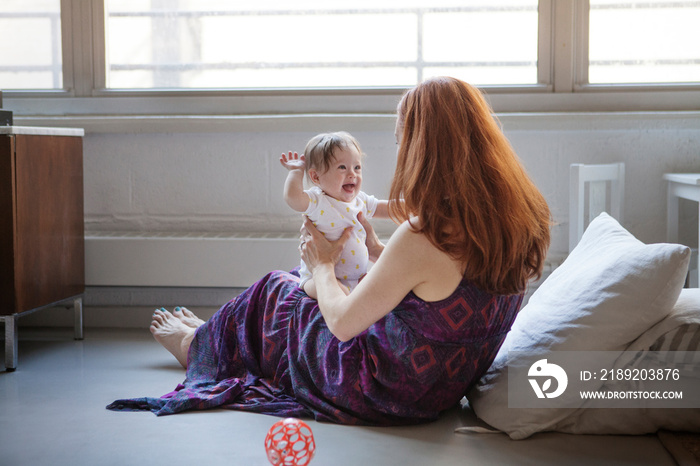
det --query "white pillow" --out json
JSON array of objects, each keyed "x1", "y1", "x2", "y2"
[
  {"x1": 551, "y1": 288, "x2": 700, "y2": 435},
  {"x1": 467, "y1": 213, "x2": 690, "y2": 440}
]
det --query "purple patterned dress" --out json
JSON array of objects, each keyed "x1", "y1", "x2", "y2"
[{"x1": 107, "y1": 269, "x2": 522, "y2": 425}]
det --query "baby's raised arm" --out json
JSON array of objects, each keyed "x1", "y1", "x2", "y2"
[
  {"x1": 280, "y1": 151, "x2": 310, "y2": 212},
  {"x1": 373, "y1": 200, "x2": 390, "y2": 219}
]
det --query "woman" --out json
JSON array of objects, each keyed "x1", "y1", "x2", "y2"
[{"x1": 107, "y1": 77, "x2": 551, "y2": 425}]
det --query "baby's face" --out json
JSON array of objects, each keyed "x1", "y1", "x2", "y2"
[{"x1": 313, "y1": 146, "x2": 363, "y2": 203}]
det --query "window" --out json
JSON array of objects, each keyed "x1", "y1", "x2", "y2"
[
  {"x1": 0, "y1": 0, "x2": 62, "y2": 90},
  {"x1": 588, "y1": 0, "x2": 700, "y2": 84},
  {"x1": 104, "y1": 0, "x2": 539, "y2": 89},
  {"x1": 2, "y1": 0, "x2": 699, "y2": 113}
]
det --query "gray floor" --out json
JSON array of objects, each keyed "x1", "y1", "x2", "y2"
[{"x1": 1, "y1": 326, "x2": 678, "y2": 466}]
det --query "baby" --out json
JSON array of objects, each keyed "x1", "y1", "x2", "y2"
[{"x1": 280, "y1": 131, "x2": 389, "y2": 299}]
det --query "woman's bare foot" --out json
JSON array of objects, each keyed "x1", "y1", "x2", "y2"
[
  {"x1": 172, "y1": 306, "x2": 206, "y2": 329},
  {"x1": 150, "y1": 309, "x2": 196, "y2": 369}
]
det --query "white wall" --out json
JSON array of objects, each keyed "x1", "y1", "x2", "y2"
[
  {"x1": 9, "y1": 109, "x2": 700, "y2": 327},
  {"x1": 501, "y1": 112, "x2": 700, "y2": 252},
  {"x1": 75, "y1": 111, "x2": 700, "y2": 257},
  {"x1": 80, "y1": 115, "x2": 403, "y2": 238}
]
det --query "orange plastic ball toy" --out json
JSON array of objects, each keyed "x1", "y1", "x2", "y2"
[{"x1": 264, "y1": 418, "x2": 316, "y2": 465}]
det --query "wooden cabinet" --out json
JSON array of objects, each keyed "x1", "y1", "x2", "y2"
[{"x1": 0, "y1": 127, "x2": 85, "y2": 371}]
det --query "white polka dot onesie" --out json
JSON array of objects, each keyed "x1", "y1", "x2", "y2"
[{"x1": 299, "y1": 186, "x2": 378, "y2": 292}]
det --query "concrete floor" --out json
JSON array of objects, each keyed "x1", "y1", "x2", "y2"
[{"x1": 1, "y1": 327, "x2": 677, "y2": 466}]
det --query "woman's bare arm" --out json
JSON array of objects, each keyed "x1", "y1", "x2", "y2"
[
  {"x1": 357, "y1": 211, "x2": 385, "y2": 263},
  {"x1": 302, "y1": 218, "x2": 452, "y2": 342}
]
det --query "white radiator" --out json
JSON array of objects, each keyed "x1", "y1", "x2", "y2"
[
  {"x1": 85, "y1": 232, "x2": 301, "y2": 288},
  {"x1": 85, "y1": 231, "x2": 570, "y2": 294}
]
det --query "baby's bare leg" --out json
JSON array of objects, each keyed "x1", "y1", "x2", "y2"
[
  {"x1": 302, "y1": 278, "x2": 318, "y2": 299},
  {"x1": 303, "y1": 278, "x2": 350, "y2": 298}
]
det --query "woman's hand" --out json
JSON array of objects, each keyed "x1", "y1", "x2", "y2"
[
  {"x1": 300, "y1": 217, "x2": 352, "y2": 274},
  {"x1": 358, "y1": 212, "x2": 385, "y2": 263}
]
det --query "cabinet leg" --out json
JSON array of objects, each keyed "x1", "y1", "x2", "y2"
[
  {"x1": 4, "y1": 315, "x2": 18, "y2": 371},
  {"x1": 74, "y1": 296, "x2": 84, "y2": 340}
]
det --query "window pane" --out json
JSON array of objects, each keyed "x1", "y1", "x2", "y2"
[
  {"x1": 0, "y1": 0, "x2": 62, "y2": 90},
  {"x1": 423, "y1": 6, "x2": 538, "y2": 85},
  {"x1": 105, "y1": 0, "x2": 538, "y2": 89},
  {"x1": 589, "y1": 0, "x2": 700, "y2": 84}
]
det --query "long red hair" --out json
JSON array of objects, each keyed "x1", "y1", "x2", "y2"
[{"x1": 389, "y1": 77, "x2": 551, "y2": 295}]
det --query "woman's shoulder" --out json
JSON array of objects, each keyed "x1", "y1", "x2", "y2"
[
  {"x1": 392, "y1": 216, "x2": 423, "y2": 234},
  {"x1": 390, "y1": 218, "x2": 447, "y2": 257},
  {"x1": 388, "y1": 219, "x2": 466, "y2": 302},
  {"x1": 388, "y1": 219, "x2": 431, "y2": 252}
]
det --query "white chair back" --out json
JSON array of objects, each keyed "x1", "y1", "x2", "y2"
[{"x1": 569, "y1": 163, "x2": 625, "y2": 252}]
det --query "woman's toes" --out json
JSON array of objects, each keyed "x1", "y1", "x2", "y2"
[
  {"x1": 148, "y1": 308, "x2": 192, "y2": 369},
  {"x1": 182, "y1": 307, "x2": 205, "y2": 325},
  {"x1": 172, "y1": 306, "x2": 205, "y2": 328},
  {"x1": 150, "y1": 309, "x2": 181, "y2": 336},
  {"x1": 151, "y1": 309, "x2": 167, "y2": 327}
]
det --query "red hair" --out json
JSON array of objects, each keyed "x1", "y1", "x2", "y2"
[{"x1": 389, "y1": 77, "x2": 551, "y2": 295}]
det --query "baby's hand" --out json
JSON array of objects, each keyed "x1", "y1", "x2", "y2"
[{"x1": 280, "y1": 151, "x2": 306, "y2": 171}]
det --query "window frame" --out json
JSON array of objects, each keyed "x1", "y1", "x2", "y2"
[{"x1": 5, "y1": 0, "x2": 700, "y2": 117}]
